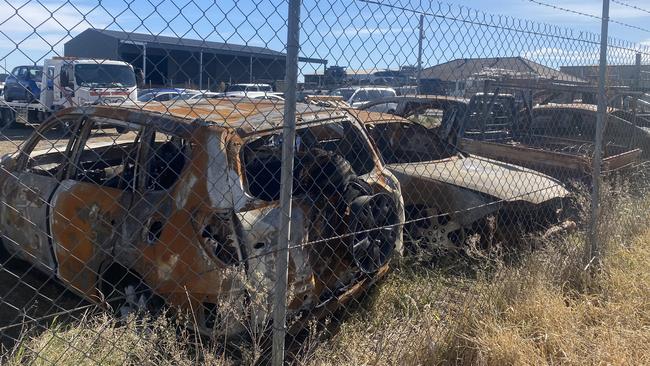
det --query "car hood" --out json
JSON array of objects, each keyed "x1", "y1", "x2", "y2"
[{"x1": 386, "y1": 155, "x2": 568, "y2": 205}]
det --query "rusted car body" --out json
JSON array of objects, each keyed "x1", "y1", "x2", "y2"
[
  {"x1": 0, "y1": 99, "x2": 404, "y2": 338},
  {"x1": 351, "y1": 109, "x2": 570, "y2": 251},
  {"x1": 460, "y1": 103, "x2": 647, "y2": 179},
  {"x1": 360, "y1": 96, "x2": 645, "y2": 181}
]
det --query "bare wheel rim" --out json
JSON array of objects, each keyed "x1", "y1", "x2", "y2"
[
  {"x1": 118, "y1": 284, "x2": 151, "y2": 318},
  {"x1": 406, "y1": 206, "x2": 466, "y2": 252}
]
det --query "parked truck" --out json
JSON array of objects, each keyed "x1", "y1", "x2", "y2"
[{"x1": 0, "y1": 58, "x2": 137, "y2": 127}]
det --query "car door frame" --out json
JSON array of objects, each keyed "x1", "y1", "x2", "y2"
[
  {"x1": 48, "y1": 117, "x2": 144, "y2": 297},
  {"x1": 1, "y1": 114, "x2": 84, "y2": 273},
  {"x1": 6, "y1": 67, "x2": 22, "y2": 98}
]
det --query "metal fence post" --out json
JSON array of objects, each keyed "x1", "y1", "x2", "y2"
[
  {"x1": 416, "y1": 14, "x2": 424, "y2": 94},
  {"x1": 272, "y1": 0, "x2": 302, "y2": 364},
  {"x1": 588, "y1": 0, "x2": 610, "y2": 270}
]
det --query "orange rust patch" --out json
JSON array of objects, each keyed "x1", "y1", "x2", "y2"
[{"x1": 51, "y1": 183, "x2": 125, "y2": 297}]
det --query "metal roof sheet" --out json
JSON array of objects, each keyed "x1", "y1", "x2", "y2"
[{"x1": 80, "y1": 28, "x2": 327, "y2": 64}]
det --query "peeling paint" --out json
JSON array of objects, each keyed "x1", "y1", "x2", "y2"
[
  {"x1": 175, "y1": 173, "x2": 197, "y2": 209},
  {"x1": 0, "y1": 101, "x2": 405, "y2": 339},
  {"x1": 158, "y1": 254, "x2": 180, "y2": 281}
]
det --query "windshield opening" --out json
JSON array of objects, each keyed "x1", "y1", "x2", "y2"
[
  {"x1": 242, "y1": 120, "x2": 376, "y2": 201},
  {"x1": 366, "y1": 122, "x2": 456, "y2": 164},
  {"x1": 74, "y1": 64, "x2": 136, "y2": 88},
  {"x1": 27, "y1": 67, "x2": 43, "y2": 81},
  {"x1": 138, "y1": 93, "x2": 156, "y2": 102},
  {"x1": 227, "y1": 85, "x2": 247, "y2": 92},
  {"x1": 330, "y1": 88, "x2": 354, "y2": 100},
  {"x1": 177, "y1": 93, "x2": 198, "y2": 100},
  {"x1": 368, "y1": 89, "x2": 395, "y2": 99}
]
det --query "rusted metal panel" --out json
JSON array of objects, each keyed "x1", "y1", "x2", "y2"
[
  {"x1": 0, "y1": 172, "x2": 59, "y2": 272},
  {"x1": 459, "y1": 138, "x2": 591, "y2": 178},
  {"x1": 303, "y1": 95, "x2": 351, "y2": 108},
  {"x1": 50, "y1": 181, "x2": 130, "y2": 297},
  {"x1": 602, "y1": 148, "x2": 642, "y2": 173},
  {"x1": 0, "y1": 102, "x2": 404, "y2": 339}
]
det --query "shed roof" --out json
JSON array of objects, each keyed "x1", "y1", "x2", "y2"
[
  {"x1": 70, "y1": 29, "x2": 327, "y2": 64},
  {"x1": 421, "y1": 56, "x2": 586, "y2": 83}
]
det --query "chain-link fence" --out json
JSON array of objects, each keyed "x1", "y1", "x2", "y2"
[{"x1": 0, "y1": 0, "x2": 648, "y2": 364}]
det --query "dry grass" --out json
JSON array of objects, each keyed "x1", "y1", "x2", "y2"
[
  {"x1": 5, "y1": 313, "x2": 233, "y2": 366},
  {"x1": 301, "y1": 182, "x2": 650, "y2": 365},
  {"x1": 5, "y1": 179, "x2": 650, "y2": 365},
  {"x1": 435, "y1": 229, "x2": 650, "y2": 366}
]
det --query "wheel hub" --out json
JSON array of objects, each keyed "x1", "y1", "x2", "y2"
[{"x1": 406, "y1": 207, "x2": 465, "y2": 252}]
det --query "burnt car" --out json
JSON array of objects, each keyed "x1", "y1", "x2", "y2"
[
  {"x1": 352, "y1": 110, "x2": 570, "y2": 251},
  {"x1": 360, "y1": 96, "x2": 646, "y2": 181},
  {"x1": 460, "y1": 98, "x2": 648, "y2": 179},
  {"x1": 0, "y1": 99, "x2": 404, "y2": 338}
]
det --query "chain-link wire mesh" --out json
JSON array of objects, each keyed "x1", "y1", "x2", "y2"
[{"x1": 0, "y1": 0, "x2": 648, "y2": 364}]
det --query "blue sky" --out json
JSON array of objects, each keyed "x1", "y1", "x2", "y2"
[{"x1": 0, "y1": 0, "x2": 648, "y2": 79}]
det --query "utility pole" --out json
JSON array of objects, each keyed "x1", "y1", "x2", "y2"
[
  {"x1": 588, "y1": 0, "x2": 610, "y2": 271},
  {"x1": 416, "y1": 14, "x2": 424, "y2": 94}
]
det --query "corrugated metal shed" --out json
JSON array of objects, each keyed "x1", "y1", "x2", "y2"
[{"x1": 421, "y1": 56, "x2": 586, "y2": 83}]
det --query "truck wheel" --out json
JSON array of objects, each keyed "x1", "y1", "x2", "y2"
[
  {"x1": 3, "y1": 90, "x2": 11, "y2": 102},
  {"x1": 0, "y1": 108, "x2": 14, "y2": 129}
]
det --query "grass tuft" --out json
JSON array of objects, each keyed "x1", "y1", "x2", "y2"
[{"x1": 5, "y1": 177, "x2": 650, "y2": 365}]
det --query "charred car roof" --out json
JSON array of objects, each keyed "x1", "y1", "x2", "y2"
[
  {"x1": 51, "y1": 99, "x2": 352, "y2": 137},
  {"x1": 355, "y1": 95, "x2": 470, "y2": 116}
]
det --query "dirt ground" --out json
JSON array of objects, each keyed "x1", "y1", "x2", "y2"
[
  {"x1": 0, "y1": 123, "x2": 139, "y2": 156},
  {"x1": 0, "y1": 253, "x2": 85, "y2": 351}
]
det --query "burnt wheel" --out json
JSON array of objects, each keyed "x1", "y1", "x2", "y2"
[
  {"x1": 101, "y1": 265, "x2": 164, "y2": 318},
  {"x1": 404, "y1": 205, "x2": 466, "y2": 254},
  {"x1": 349, "y1": 193, "x2": 399, "y2": 273}
]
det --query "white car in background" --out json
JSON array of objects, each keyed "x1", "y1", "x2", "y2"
[
  {"x1": 0, "y1": 73, "x2": 6, "y2": 96},
  {"x1": 225, "y1": 83, "x2": 280, "y2": 99},
  {"x1": 181, "y1": 91, "x2": 223, "y2": 101},
  {"x1": 330, "y1": 86, "x2": 398, "y2": 111},
  {"x1": 138, "y1": 89, "x2": 192, "y2": 102},
  {"x1": 253, "y1": 94, "x2": 284, "y2": 101}
]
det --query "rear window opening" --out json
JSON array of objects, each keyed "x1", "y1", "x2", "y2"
[
  {"x1": 366, "y1": 122, "x2": 456, "y2": 164},
  {"x1": 241, "y1": 120, "x2": 376, "y2": 201},
  {"x1": 144, "y1": 132, "x2": 191, "y2": 191}
]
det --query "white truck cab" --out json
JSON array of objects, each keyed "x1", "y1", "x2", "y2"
[
  {"x1": 0, "y1": 58, "x2": 137, "y2": 127},
  {"x1": 42, "y1": 58, "x2": 137, "y2": 108},
  {"x1": 41, "y1": 57, "x2": 138, "y2": 109}
]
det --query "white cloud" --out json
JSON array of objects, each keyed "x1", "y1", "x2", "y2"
[
  {"x1": 523, "y1": 46, "x2": 644, "y2": 66},
  {"x1": 332, "y1": 27, "x2": 407, "y2": 37},
  {"x1": 523, "y1": 47, "x2": 599, "y2": 64}
]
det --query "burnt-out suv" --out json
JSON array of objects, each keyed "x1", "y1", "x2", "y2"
[{"x1": 0, "y1": 99, "x2": 404, "y2": 337}]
